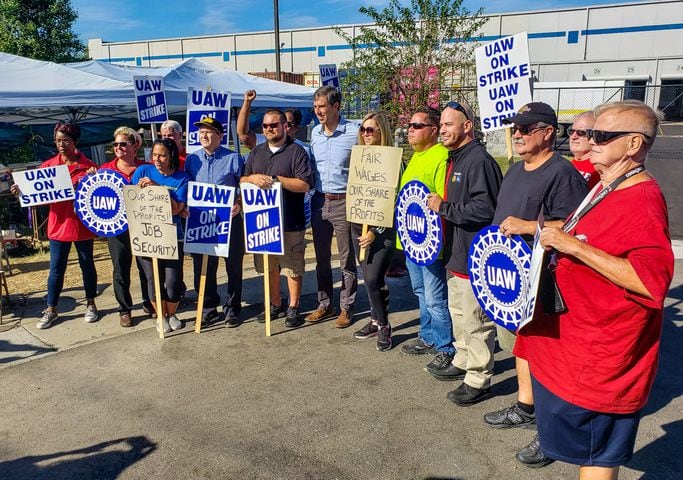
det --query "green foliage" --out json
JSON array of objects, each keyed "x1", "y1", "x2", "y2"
[
  {"x1": 0, "y1": 0, "x2": 87, "y2": 62},
  {"x1": 337, "y1": 0, "x2": 485, "y2": 121}
]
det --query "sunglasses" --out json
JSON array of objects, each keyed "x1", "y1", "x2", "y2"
[
  {"x1": 587, "y1": 129, "x2": 653, "y2": 144},
  {"x1": 407, "y1": 122, "x2": 435, "y2": 130},
  {"x1": 511, "y1": 125, "x2": 547, "y2": 136},
  {"x1": 285, "y1": 121, "x2": 296, "y2": 128},
  {"x1": 360, "y1": 126, "x2": 377, "y2": 135},
  {"x1": 445, "y1": 101, "x2": 471, "y2": 121},
  {"x1": 112, "y1": 142, "x2": 131, "y2": 148},
  {"x1": 262, "y1": 122, "x2": 282, "y2": 130},
  {"x1": 567, "y1": 128, "x2": 588, "y2": 137}
]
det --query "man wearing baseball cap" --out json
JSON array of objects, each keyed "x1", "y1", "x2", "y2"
[
  {"x1": 185, "y1": 116, "x2": 246, "y2": 328},
  {"x1": 483, "y1": 102, "x2": 587, "y2": 467}
]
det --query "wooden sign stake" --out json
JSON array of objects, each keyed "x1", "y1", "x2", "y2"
[{"x1": 194, "y1": 254, "x2": 208, "y2": 334}]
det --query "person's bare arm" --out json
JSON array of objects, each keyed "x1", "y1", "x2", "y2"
[{"x1": 237, "y1": 90, "x2": 257, "y2": 150}]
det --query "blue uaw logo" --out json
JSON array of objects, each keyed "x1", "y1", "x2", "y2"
[
  {"x1": 396, "y1": 180, "x2": 442, "y2": 266},
  {"x1": 75, "y1": 170, "x2": 129, "y2": 237},
  {"x1": 468, "y1": 226, "x2": 532, "y2": 330}
]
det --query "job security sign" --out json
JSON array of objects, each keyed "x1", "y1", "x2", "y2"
[
  {"x1": 241, "y1": 182, "x2": 284, "y2": 255},
  {"x1": 475, "y1": 32, "x2": 532, "y2": 133},
  {"x1": 184, "y1": 181, "x2": 236, "y2": 257}
]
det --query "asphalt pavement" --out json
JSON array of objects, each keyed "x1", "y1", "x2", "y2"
[{"x1": 0, "y1": 242, "x2": 681, "y2": 479}]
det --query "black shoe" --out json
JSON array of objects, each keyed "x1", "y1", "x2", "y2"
[
  {"x1": 426, "y1": 363, "x2": 466, "y2": 381},
  {"x1": 484, "y1": 403, "x2": 536, "y2": 429},
  {"x1": 142, "y1": 300, "x2": 156, "y2": 318},
  {"x1": 376, "y1": 324, "x2": 392, "y2": 351},
  {"x1": 447, "y1": 383, "x2": 493, "y2": 406},
  {"x1": 354, "y1": 321, "x2": 379, "y2": 339},
  {"x1": 257, "y1": 303, "x2": 287, "y2": 323},
  {"x1": 224, "y1": 309, "x2": 241, "y2": 328},
  {"x1": 425, "y1": 351, "x2": 455, "y2": 371},
  {"x1": 516, "y1": 434, "x2": 554, "y2": 468},
  {"x1": 400, "y1": 338, "x2": 438, "y2": 356},
  {"x1": 285, "y1": 307, "x2": 304, "y2": 328},
  {"x1": 201, "y1": 309, "x2": 220, "y2": 327}
]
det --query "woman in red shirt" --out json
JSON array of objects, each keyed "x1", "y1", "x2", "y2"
[{"x1": 12, "y1": 122, "x2": 99, "y2": 329}]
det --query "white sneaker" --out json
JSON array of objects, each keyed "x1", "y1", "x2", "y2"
[
  {"x1": 168, "y1": 314, "x2": 183, "y2": 331},
  {"x1": 156, "y1": 317, "x2": 171, "y2": 334},
  {"x1": 84, "y1": 304, "x2": 99, "y2": 323},
  {"x1": 37, "y1": 310, "x2": 58, "y2": 329}
]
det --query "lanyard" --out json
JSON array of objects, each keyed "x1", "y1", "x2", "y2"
[{"x1": 563, "y1": 166, "x2": 644, "y2": 233}]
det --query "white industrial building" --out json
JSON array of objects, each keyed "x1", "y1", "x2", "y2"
[{"x1": 88, "y1": 0, "x2": 683, "y2": 119}]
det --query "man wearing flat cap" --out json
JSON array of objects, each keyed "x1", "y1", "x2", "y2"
[
  {"x1": 184, "y1": 116, "x2": 246, "y2": 327},
  {"x1": 483, "y1": 102, "x2": 588, "y2": 467}
]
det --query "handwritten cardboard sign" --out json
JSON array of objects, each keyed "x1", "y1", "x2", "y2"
[
  {"x1": 123, "y1": 185, "x2": 178, "y2": 260},
  {"x1": 346, "y1": 145, "x2": 403, "y2": 228},
  {"x1": 12, "y1": 165, "x2": 74, "y2": 207},
  {"x1": 184, "y1": 181, "x2": 236, "y2": 257}
]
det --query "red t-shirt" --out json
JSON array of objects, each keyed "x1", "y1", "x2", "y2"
[
  {"x1": 41, "y1": 152, "x2": 98, "y2": 242},
  {"x1": 100, "y1": 158, "x2": 145, "y2": 183},
  {"x1": 572, "y1": 157, "x2": 600, "y2": 190},
  {"x1": 515, "y1": 179, "x2": 674, "y2": 414}
]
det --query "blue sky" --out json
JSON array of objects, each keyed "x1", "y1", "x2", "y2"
[{"x1": 72, "y1": 0, "x2": 628, "y2": 43}]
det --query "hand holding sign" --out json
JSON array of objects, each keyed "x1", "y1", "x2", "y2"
[{"x1": 11, "y1": 165, "x2": 74, "y2": 207}]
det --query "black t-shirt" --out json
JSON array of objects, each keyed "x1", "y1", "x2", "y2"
[
  {"x1": 493, "y1": 151, "x2": 588, "y2": 240},
  {"x1": 244, "y1": 137, "x2": 313, "y2": 231}
]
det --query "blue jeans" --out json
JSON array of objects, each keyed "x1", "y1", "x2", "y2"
[
  {"x1": 406, "y1": 258, "x2": 454, "y2": 354},
  {"x1": 47, "y1": 239, "x2": 98, "y2": 307}
]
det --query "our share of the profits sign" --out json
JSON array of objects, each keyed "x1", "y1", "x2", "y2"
[{"x1": 347, "y1": 146, "x2": 396, "y2": 224}]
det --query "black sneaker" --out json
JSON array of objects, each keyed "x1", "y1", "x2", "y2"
[
  {"x1": 425, "y1": 351, "x2": 455, "y2": 371},
  {"x1": 376, "y1": 324, "x2": 392, "y2": 351},
  {"x1": 426, "y1": 364, "x2": 467, "y2": 381},
  {"x1": 257, "y1": 303, "x2": 287, "y2": 323},
  {"x1": 516, "y1": 434, "x2": 554, "y2": 468},
  {"x1": 484, "y1": 403, "x2": 536, "y2": 429},
  {"x1": 447, "y1": 383, "x2": 493, "y2": 406},
  {"x1": 354, "y1": 321, "x2": 379, "y2": 339},
  {"x1": 201, "y1": 309, "x2": 220, "y2": 327},
  {"x1": 142, "y1": 300, "x2": 156, "y2": 318},
  {"x1": 285, "y1": 307, "x2": 304, "y2": 328},
  {"x1": 400, "y1": 338, "x2": 438, "y2": 356},
  {"x1": 224, "y1": 309, "x2": 241, "y2": 328}
]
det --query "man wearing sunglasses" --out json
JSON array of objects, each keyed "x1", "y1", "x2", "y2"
[
  {"x1": 242, "y1": 110, "x2": 314, "y2": 328},
  {"x1": 485, "y1": 102, "x2": 588, "y2": 468},
  {"x1": 306, "y1": 86, "x2": 360, "y2": 328},
  {"x1": 185, "y1": 117, "x2": 246, "y2": 327},
  {"x1": 425, "y1": 101, "x2": 503, "y2": 406},
  {"x1": 397, "y1": 107, "x2": 454, "y2": 363},
  {"x1": 568, "y1": 111, "x2": 599, "y2": 189}
]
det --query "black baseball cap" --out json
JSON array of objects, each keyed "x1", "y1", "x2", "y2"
[
  {"x1": 193, "y1": 116, "x2": 224, "y2": 134},
  {"x1": 502, "y1": 102, "x2": 558, "y2": 127}
]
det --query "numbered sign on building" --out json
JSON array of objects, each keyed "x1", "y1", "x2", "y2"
[{"x1": 241, "y1": 182, "x2": 284, "y2": 255}]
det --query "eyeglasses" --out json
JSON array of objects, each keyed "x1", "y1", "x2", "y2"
[
  {"x1": 55, "y1": 138, "x2": 73, "y2": 145},
  {"x1": 587, "y1": 129, "x2": 652, "y2": 144},
  {"x1": 445, "y1": 101, "x2": 471, "y2": 121},
  {"x1": 112, "y1": 142, "x2": 130, "y2": 148},
  {"x1": 407, "y1": 122, "x2": 435, "y2": 130},
  {"x1": 360, "y1": 126, "x2": 377, "y2": 135},
  {"x1": 262, "y1": 122, "x2": 282, "y2": 130},
  {"x1": 567, "y1": 128, "x2": 589, "y2": 137},
  {"x1": 511, "y1": 125, "x2": 546, "y2": 136}
]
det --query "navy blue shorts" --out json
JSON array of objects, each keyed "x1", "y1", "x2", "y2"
[{"x1": 531, "y1": 375, "x2": 641, "y2": 467}]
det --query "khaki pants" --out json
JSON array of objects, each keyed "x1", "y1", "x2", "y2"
[{"x1": 448, "y1": 274, "x2": 495, "y2": 389}]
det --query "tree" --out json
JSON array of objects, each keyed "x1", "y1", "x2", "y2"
[
  {"x1": 0, "y1": 0, "x2": 87, "y2": 63},
  {"x1": 337, "y1": 0, "x2": 486, "y2": 122}
]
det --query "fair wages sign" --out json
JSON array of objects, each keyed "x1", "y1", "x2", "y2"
[
  {"x1": 185, "y1": 88, "x2": 231, "y2": 154},
  {"x1": 184, "y1": 182, "x2": 236, "y2": 257},
  {"x1": 346, "y1": 145, "x2": 403, "y2": 228},
  {"x1": 475, "y1": 33, "x2": 532, "y2": 132},
  {"x1": 123, "y1": 185, "x2": 178, "y2": 260},
  {"x1": 241, "y1": 182, "x2": 284, "y2": 255},
  {"x1": 12, "y1": 165, "x2": 74, "y2": 207},
  {"x1": 133, "y1": 76, "x2": 168, "y2": 124}
]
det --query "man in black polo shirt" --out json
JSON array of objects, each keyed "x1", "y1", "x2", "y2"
[{"x1": 241, "y1": 109, "x2": 314, "y2": 327}]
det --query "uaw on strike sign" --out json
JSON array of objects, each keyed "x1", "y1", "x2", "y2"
[
  {"x1": 241, "y1": 182, "x2": 284, "y2": 255},
  {"x1": 184, "y1": 182, "x2": 236, "y2": 257},
  {"x1": 11, "y1": 165, "x2": 74, "y2": 207},
  {"x1": 133, "y1": 76, "x2": 168, "y2": 124},
  {"x1": 475, "y1": 32, "x2": 532, "y2": 132}
]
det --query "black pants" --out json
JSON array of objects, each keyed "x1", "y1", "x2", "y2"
[
  {"x1": 138, "y1": 243, "x2": 185, "y2": 303},
  {"x1": 191, "y1": 215, "x2": 245, "y2": 313},
  {"x1": 107, "y1": 231, "x2": 149, "y2": 314},
  {"x1": 350, "y1": 224, "x2": 395, "y2": 326}
]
